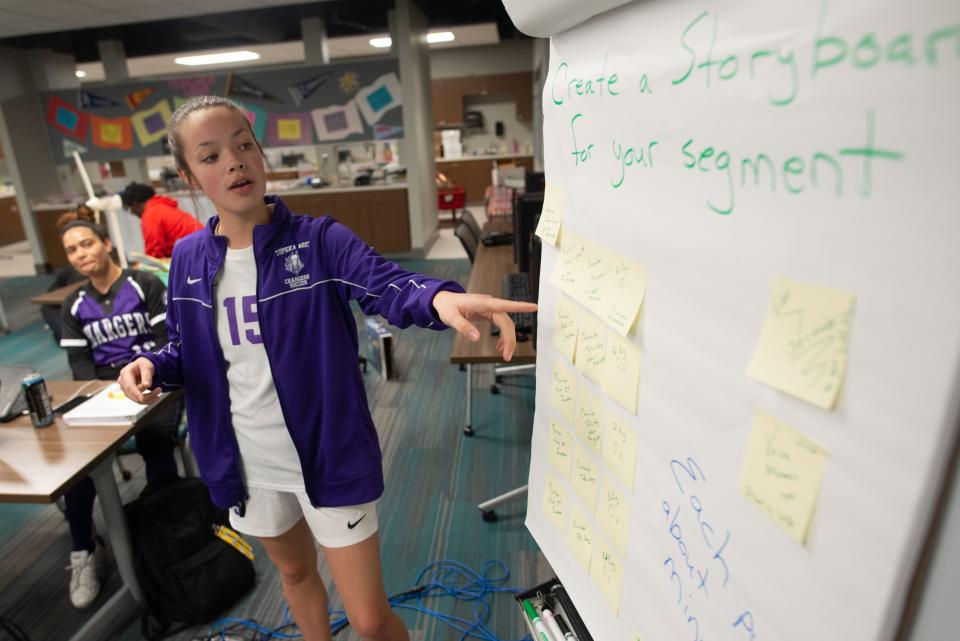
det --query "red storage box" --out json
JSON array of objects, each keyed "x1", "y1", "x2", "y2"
[{"x1": 437, "y1": 186, "x2": 465, "y2": 210}]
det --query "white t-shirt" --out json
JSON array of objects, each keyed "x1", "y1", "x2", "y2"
[{"x1": 214, "y1": 244, "x2": 304, "y2": 490}]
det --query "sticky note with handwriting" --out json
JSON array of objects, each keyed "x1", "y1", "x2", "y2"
[
  {"x1": 602, "y1": 411, "x2": 638, "y2": 490},
  {"x1": 740, "y1": 408, "x2": 829, "y2": 544},
  {"x1": 553, "y1": 294, "x2": 579, "y2": 363},
  {"x1": 550, "y1": 362, "x2": 576, "y2": 424},
  {"x1": 572, "y1": 443, "x2": 600, "y2": 512},
  {"x1": 596, "y1": 476, "x2": 632, "y2": 556},
  {"x1": 575, "y1": 311, "x2": 608, "y2": 383},
  {"x1": 574, "y1": 382, "x2": 604, "y2": 454},
  {"x1": 550, "y1": 231, "x2": 588, "y2": 296},
  {"x1": 567, "y1": 502, "x2": 595, "y2": 572},
  {"x1": 535, "y1": 182, "x2": 564, "y2": 246},
  {"x1": 602, "y1": 330, "x2": 642, "y2": 414},
  {"x1": 580, "y1": 242, "x2": 610, "y2": 310},
  {"x1": 589, "y1": 538, "x2": 625, "y2": 615},
  {"x1": 601, "y1": 255, "x2": 647, "y2": 336},
  {"x1": 542, "y1": 473, "x2": 567, "y2": 533},
  {"x1": 746, "y1": 277, "x2": 856, "y2": 410},
  {"x1": 547, "y1": 418, "x2": 573, "y2": 479}
]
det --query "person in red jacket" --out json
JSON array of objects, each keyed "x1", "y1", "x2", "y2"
[{"x1": 121, "y1": 182, "x2": 203, "y2": 258}]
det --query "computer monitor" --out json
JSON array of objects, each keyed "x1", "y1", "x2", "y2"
[
  {"x1": 528, "y1": 231, "x2": 542, "y2": 351},
  {"x1": 513, "y1": 191, "x2": 544, "y2": 272},
  {"x1": 525, "y1": 171, "x2": 545, "y2": 193}
]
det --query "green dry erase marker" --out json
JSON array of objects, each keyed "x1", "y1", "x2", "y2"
[{"x1": 522, "y1": 599, "x2": 552, "y2": 641}]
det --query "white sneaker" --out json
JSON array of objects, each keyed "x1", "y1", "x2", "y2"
[{"x1": 67, "y1": 545, "x2": 103, "y2": 609}]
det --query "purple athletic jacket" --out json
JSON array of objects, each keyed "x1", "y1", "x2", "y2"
[{"x1": 143, "y1": 195, "x2": 465, "y2": 511}]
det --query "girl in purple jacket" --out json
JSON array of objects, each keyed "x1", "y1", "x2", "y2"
[{"x1": 118, "y1": 96, "x2": 535, "y2": 641}]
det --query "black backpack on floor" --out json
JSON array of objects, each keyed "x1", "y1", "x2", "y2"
[{"x1": 125, "y1": 478, "x2": 255, "y2": 640}]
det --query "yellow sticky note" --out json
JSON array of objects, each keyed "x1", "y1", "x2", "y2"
[
  {"x1": 550, "y1": 231, "x2": 587, "y2": 296},
  {"x1": 535, "y1": 182, "x2": 564, "y2": 246},
  {"x1": 589, "y1": 538, "x2": 625, "y2": 615},
  {"x1": 602, "y1": 331, "x2": 641, "y2": 414},
  {"x1": 553, "y1": 294, "x2": 579, "y2": 363},
  {"x1": 542, "y1": 474, "x2": 567, "y2": 533},
  {"x1": 601, "y1": 255, "x2": 647, "y2": 336},
  {"x1": 566, "y1": 502, "x2": 595, "y2": 572},
  {"x1": 575, "y1": 311, "x2": 607, "y2": 383},
  {"x1": 579, "y1": 241, "x2": 610, "y2": 310},
  {"x1": 574, "y1": 383, "x2": 603, "y2": 454},
  {"x1": 746, "y1": 277, "x2": 856, "y2": 410},
  {"x1": 277, "y1": 119, "x2": 302, "y2": 140},
  {"x1": 572, "y1": 444, "x2": 600, "y2": 512},
  {"x1": 550, "y1": 362, "x2": 576, "y2": 424},
  {"x1": 596, "y1": 476, "x2": 631, "y2": 556},
  {"x1": 547, "y1": 418, "x2": 573, "y2": 479},
  {"x1": 740, "y1": 409, "x2": 829, "y2": 544},
  {"x1": 602, "y1": 411, "x2": 638, "y2": 490}
]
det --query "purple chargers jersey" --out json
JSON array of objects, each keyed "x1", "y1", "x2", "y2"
[{"x1": 61, "y1": 272, "x2": 167, "y2": 370}]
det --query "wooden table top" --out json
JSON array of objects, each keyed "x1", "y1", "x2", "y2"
[
  {"x1": 450, "y1": 221, "x2": 537, "y2": 365},
  {"x1": 30, "y1": 280, "x2": 86, "y2": 306},
  {"x1": 0, "y1": 380, "x2": 177, "y2": 503}
]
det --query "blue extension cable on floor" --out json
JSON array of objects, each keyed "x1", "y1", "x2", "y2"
[{"x1": 197, "y1": 560, "x2": 533, "y2": 641}]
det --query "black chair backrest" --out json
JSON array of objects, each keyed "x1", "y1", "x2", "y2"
[
  {"x1": 454, "y1": 222, "x2": 477, "y2": 263},
  {"x1": 461, "y1": 210, "x2": 482, "y2": 243}
]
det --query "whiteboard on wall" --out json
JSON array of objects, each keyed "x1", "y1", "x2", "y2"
[{"x1": 515, "y1": 1, "x2": 960, "y2": 641}]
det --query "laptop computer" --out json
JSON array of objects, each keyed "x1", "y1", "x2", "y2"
[{"x1": 0, "y1": 364, "x2": 37, "y2": 422}]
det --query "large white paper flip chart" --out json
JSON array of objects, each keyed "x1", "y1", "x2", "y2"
[{"x1": 505, "y1": 0, "x2": 960, "y2": 640}]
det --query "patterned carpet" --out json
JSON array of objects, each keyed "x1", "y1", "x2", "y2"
[{"x1": 0, "y1": 261, "x2": 549, "y2": 641}]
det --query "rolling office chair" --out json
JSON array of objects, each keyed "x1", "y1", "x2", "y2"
[
  {"x1": 454, "y1": 222, "x2": 477, "y2": 263},
  {"x1": 461, "y1": 209, "x2": 482, "y2": 244}
]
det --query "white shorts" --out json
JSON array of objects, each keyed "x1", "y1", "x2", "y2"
[{"x1": 229, "y1": 486, "x2": 378, "y2": 548}]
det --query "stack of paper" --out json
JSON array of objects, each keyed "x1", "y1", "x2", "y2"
[{"x1": 63, "y1": 383, "x2": 160, "y2": 426}]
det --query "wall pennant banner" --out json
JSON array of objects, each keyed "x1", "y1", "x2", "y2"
[
  {"x1": 46, "y1": 96, "x2": 89, "y2": 141},
  {"x1": 124, "y1": 87, "x2": 154, "y2": 110},
  {"x1": 372, "y1": 124, "x2": 404, "y2": 140},
  {"x1": 235, "y1": 101, "x2": 268, "y2": 141},
  {"x1": 225, "y1": 72, "x2": 281, "y2": 103},
  {"x1": 355, "y1": 73, "x2": 402, "y2": 125},
  {"x1": 91, "y1": 114, "x2": 133, "y2": 150},
  {"x1": 79, "y1": 89, "x2": 121, "y2": 109},
  {"x1": 288, "y1": 72, "x2": 333, "y2": 106},
  {"x1": 166, "y1": 76, "x2": 216, "y2": 97},
  {"x1": 267, "y1": 112, "x2": 313, "y2": 147},
  {"x1": 310, "y1": 100, "x2": 364, "y2": 141},
  {"x1": 131, "y1": 100, "x2": 172, "y2": 147}
]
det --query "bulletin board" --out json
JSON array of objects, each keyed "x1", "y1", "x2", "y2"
[
  {"x1": 505, "y1": 0, "x2": 960, "y2": 640},
  {"x1": 39, "y1": 58, "x2": 405, "y2": 163}
]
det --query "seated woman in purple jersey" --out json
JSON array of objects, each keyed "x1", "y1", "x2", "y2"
[{"x1": 58, "y1": 220, "x2": 180, "y2": 609}]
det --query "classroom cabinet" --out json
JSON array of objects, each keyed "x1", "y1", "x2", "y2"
[
  {"x1": 281, "y1": 188, "x2": 411, "y2": 253},
  {"x1": 437, "y1": 156, "x2": 534, "y2": 205},
  {"x1": 0, "y1": 196, "x2": 27, "y2": 248},
  {"x1": 432, "y1": 77, "x2": 465, "y2": 127},
  {"x1": 34, "y1": 206, "x2": 74, "y2": 268},
  {"x1": 431, "y1": 72, "x2": 533, "y2": 127}
]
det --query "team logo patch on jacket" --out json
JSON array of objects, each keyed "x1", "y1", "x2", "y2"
[{"x1": 285, "y1": 251, "x2": 304, "y2": 275}]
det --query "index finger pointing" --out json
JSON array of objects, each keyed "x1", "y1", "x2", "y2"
[{"x1": 479, "y1": 299, "x2": 538, "y2": 314}]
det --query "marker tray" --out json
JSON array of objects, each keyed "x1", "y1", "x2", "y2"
[{"x1": 515, "y1": 577, "x2": 594, "y2": 641}]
